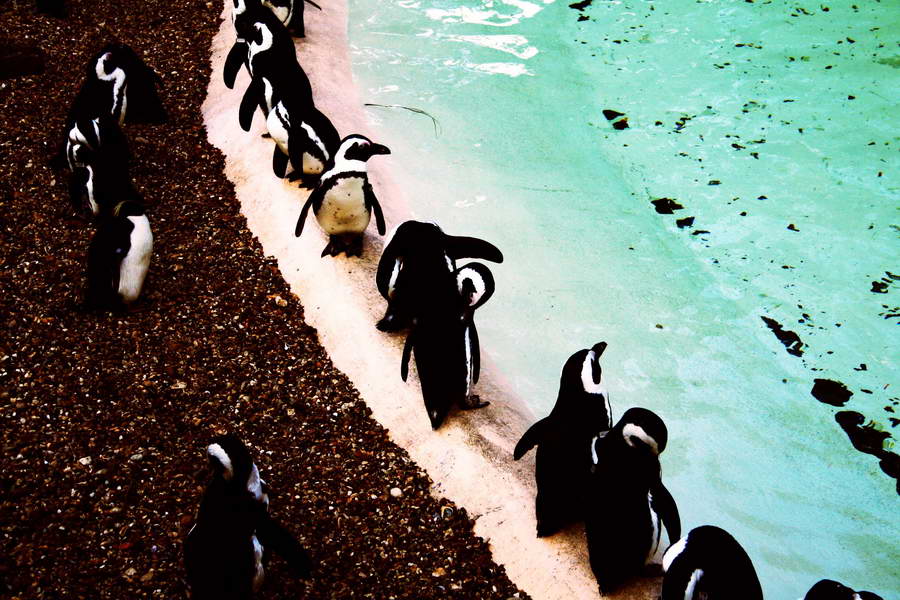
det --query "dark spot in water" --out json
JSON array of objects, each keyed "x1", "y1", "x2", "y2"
[
  {"x1": 871, "y1": 281, "x2": 889, "y2": 293},
  {"x1": 848, "y1": 95, "x2": 856, "y2": 100},
  {"x1": 651, "y1": 198, "x2": 684, "y2": 214},
  {"x1": 811, "y1": 378, "x2": 853, "y2": 406},
  {"x1": 788, "y1": 223, "x2": 799, "y2": 231},
  {"x1": 834, "y1": 411, "x2": 899, "y2": 493},
  {"x1": 886, "y1": 406, "x2": 895, "y2": 413},
  {"x1": 732, "y1": 143, "x2": 746, "y2": 150},
  {"x1": 602, "y1": 109, "x2": 628, "y2": 129},
  {"x1": 676, "y1": 217, "x2": 695, "y2": 228},
  {"x1": 578, "y1": 14, "x2": 589, "y2": 21},
  {"x1": 890, "y1": 418, "x2": 900, "y2": 427},
  {"x1": 708, "y1": 180, "x2": 721, "y2": 185},
  {"x1": 692, "y1": 230, "x2": 711, "y2": 236},
  {"x1": 861, "y1": 389, "x2": 873, "y2": 394},
  {"x1": 761, "y1": 316, "x2": 805, "y2": 356},
  {"x1": 569, "y1": 0, "x2": 592, "y2": 11},
  {"x1": 854, "y1": 363, "x2": 868, "y2": 371}
]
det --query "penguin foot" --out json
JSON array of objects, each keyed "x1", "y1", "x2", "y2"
[
  {"x1": 376, "y1": 311, "x2": 407, "y2": 333},
  {"x1": 345, "y1": 237, "x2": 364, "y2": 258},
  {"x1": 460, "y1": 395, "x2": 489, "y2": 410},
  {"x1": 321, "y1": 236, "x2": 344, "y2": 258}
]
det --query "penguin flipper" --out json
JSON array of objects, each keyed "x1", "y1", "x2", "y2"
[
  {"x1": 651, "y1": 481, "x2": 681, "y2": 546},
  {"x1": 273, "y1": 146, "x2": 289, "y2": 178},
  {"x1": 294, "y1": 196, "x2": 315, "y2": 237},
  {"x1": 304, "y1": 0, "x2": 322, "y2": 9},
  {"x1": 363, "y1": 181, "x2": 386, "y2": 235},
  {"x1": 469, "y1": 321, "x2": 481, "y2": 384},
  {"x1": 238, "y1": 78, "x2": 262, "y2": 132},
  {"x1": 256, "y1": 513, "x2": 313, "y2": 578},
  {"x1": 223, "y1": 42, "x2": 246, "y2": 89},
  {"x1": 400, "y1": 329, "x2": 414, "y2": 382},
  {"x1": 445, "y1": 235, "x2": 504, "y2": 263},
  {"x1": 513, "y1": 418, "x2": 551, "y2": 460}
]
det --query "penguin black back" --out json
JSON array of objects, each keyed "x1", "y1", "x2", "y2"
[
  {"x1": 661, "y1": 525, "x2": 763, "y2": 600},
  {"x1": 585, "y1": 407, "x2": 680, "y2": 595},
  {"x1": 185, "y1": 435, "x2": 312, "y2": 600},
  {"x1": 375, "y1": 220, "x2": 503, "y2": 332},
  {"x1": 513, "y1": 342, "x2": 613, "y2": 537}
]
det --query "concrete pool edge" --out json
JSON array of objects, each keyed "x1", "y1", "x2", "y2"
[{"x1": 201, "y1": 2, "x2": 661, "y2": 598}]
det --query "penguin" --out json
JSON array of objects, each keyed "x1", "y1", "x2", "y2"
[
  {"x1": 266, "y1": 94, "x2": 339, "y2": 187},
  {"x1": 660, "y1": 526, "x2": 763, "y2": 600},
  {"x1": 804, "y1": 580, "x2": 884, "y2": 600},
  {"x1": 227, "y1": 8, "x2": 313, "y2": 131},
  {"x1": 374, "y1": 220, "x2": 504, "y2": 332},
  {"x1": 85, "y1": 200, "x2": 153, "y2": 310},
  {"x1": 223, "y1": 0, "x2": 267, "y2": 89},
  {"x1": 513, "y1": 342, "x2": 613, "y2": 537},
  {"x1": 64, "y1": 114, "x2": 137, "y2": 218},
  {"x1": 294, "y1": 135, "x2": 389, "y2": 257},
  {"x1": 400, "y1": 262, "x2": 495, "y2": 429},
  {"x1": 585, "y1": 407, "x2": 680, "y2": 595},
  {"x1": 184, "y1": 435, "x2": 312, "y2": 600},
  {"x1": 51, "y1": 43, "x2": 164, "y2": 169}
]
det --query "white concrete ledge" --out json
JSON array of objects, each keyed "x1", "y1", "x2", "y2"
[{"x1": 202, "y1": 2, "x2": 661, "y2": 598}]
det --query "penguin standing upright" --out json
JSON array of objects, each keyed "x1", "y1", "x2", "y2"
[
  {"x1": 375, "y1": 220, "x2": 504, "y2": 332},
  {"x1": 585, "y1": 407, "x2": 680, "y2": 595},
  {"x1": 400, "y1": 262, "x2": 494, "y2": 428},
  {"x1": 294, "y1": 135, "x2": 389, "y2": 257},
  {"x1": 267, "y1": 95, "x2": 339, "y2": 187},
  {"x1": 804, "y1": 579, "x2": 884, "y2": 600},
  {"x1": 513, "y1": 342, "x2": 613, "y2": 537},
  {"x1": 85, "y1": 200, "x2": 153, "y2": 310},
  {"x1": 185, "y1": 435, "x2": 312, "y2": 599},
  {"x1": 661, "y1": 526, "x2": 763, "y2": 600}
]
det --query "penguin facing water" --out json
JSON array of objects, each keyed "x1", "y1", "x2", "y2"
[
  {"x1": 804, "y1": 579, "x2": 884, "y2": 600},
  {"x1": 585, "y1": 407, "x2": 680, "y2": 595},
  {"x1": 374, "y1": 220, "x2": 504, "y2": 332},
  {"x1": 294, "y1": 135, "x2": 389, "y2": 257},
  {"x1": 185, "y1": 435, "x2": 312, "y2": 599},
  {"x1": 513, "y1": 342, "x2": 613, "y2": 537},
  {"x1": 400, "y1": 262, "x2": 495, "y2": 429},
  {"x1": 661, "y1": 525, "x2": 763, "y2": 600},
  {"x1": 85, "y1": 200, "x2": 152, "y2": 310}
]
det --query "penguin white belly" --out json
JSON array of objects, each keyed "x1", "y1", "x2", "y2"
[
  {"x1": 464, "y1": 325, "x2": 473, "y2": 395},
  {"x1": 317, "y1": 177, "x2": 370, "y2": 235},
  {"x1": 266, "y1": 109, "x2": 289, "y2": 154},
  {"x1": 118, "y1": 216, "x2": 153, "y2": 304},
  {"x1": 302, "y1": 153, "x2": 324, "y2": 175},
  {"x1": 647, "y1": 494, "x2": 661, "y2": 564}
]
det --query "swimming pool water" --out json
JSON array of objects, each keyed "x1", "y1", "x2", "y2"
[{"x1": 347, "y1": 0, "x2": 899, "y2": 596}]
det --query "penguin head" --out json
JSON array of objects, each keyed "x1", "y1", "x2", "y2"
[
  {"x1": 206, "y1": 434, "x2": 269, "y2": 506},
  {"x1": 615, "y1": 407, "x2": 667, "y2": 455},
  {"x1": 805, "y1": 580, "x2": 883, "y2": 600},
  {"x1": 555, "y1": 342, "x2": 611, "y2": 424},
  {"x1": 455, "y1": 262, "x2": 494, "y2": 311},
  {"x1": 338, "y1": 134, "x2": 391, "y2": 163}
]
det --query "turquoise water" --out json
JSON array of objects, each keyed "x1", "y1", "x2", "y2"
[{"x1": 347, "y1": 0, "x2": 899, "y2": 596}]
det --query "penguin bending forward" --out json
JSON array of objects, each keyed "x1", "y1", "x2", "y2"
[
  {"x1": 267, "y1": 95, "x2": 339, "y2": 187},
  {"x1": 185, "y1": 435, "x2": 312, "y2": 599},
  {"x1": 804, "y1": 579, "x2": 884, "y2": 600},
  {"x1": 400, "y1": 262, "x2": 494, "y2": 429},
  {"x1": 661, "y1": 525, "x2": 763, "y2": 600},
  {"x1": 375, "y1": 220, "x2": 504, "y2": 332},
  {"x1": 294, "y1": 135, "x2": 389, "y2": 257},
  {"x1": 85, "y1": 201, "x2": 152, "y2": 310},
  {"x1": 513, "y1": 342, "x2": 613, "y2": 537},
  {"x1": 52, "y1": 43, "x2": 165, "y2": 169},
  {"x1": 585, "y1": 407, "x2": 680, "y2": 595}
]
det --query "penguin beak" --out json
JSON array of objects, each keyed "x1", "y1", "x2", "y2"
[{"x1": 369, "y1": 143, "x2": 391, "y2": 156}]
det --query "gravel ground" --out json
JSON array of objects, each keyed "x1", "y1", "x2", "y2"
[{"x1": 0, "y1": 1, "x2": 527, "y2": 598}]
